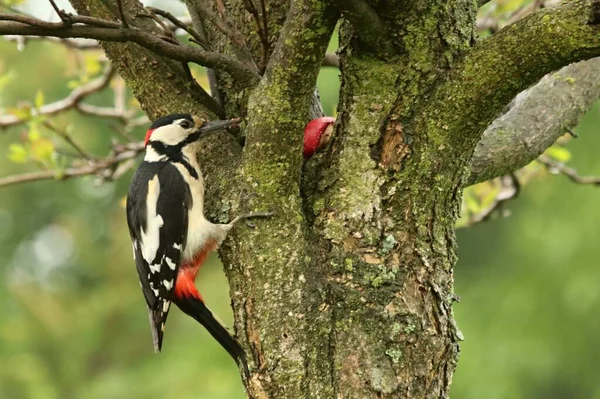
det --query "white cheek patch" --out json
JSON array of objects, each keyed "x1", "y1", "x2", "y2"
[
  {"x1": 149, "y1": 121, "x2": 190, "y2": 146},
  {"x1": 140, "y1": 175, "x2": 164, "y2": 264}
]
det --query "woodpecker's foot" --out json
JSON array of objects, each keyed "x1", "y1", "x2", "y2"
[{"x1": 229, "y1": 211, "x2": 274, "y2": 228}]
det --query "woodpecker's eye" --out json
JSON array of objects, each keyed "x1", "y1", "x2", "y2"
[{"x1": 179, "y1": 120, "x2": 193, "y2": 129}]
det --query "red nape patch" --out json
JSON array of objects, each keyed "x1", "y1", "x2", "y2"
[{"x1": 144, "y1": 128, "x2": 155, "y2": 146}]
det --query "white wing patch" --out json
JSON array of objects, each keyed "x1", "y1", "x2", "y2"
[
  {"x1": 162, "y1": 300, "x2": 170, "y2": 313},
  {"x1": 165, "y1": 257, "x2": 176, "y2": 270},
  {"x1": 163, "y1": 279, "x2": 173, "y2": 290},
  {"x1": 149, "y1": 263, "x2": 161, "y2": 274},
  {"x1": 173, "y1": 243, "x2": 181, "y2": 250},
  {"x1": 140, "y1": 175, "x2": 164, "y2": 264}
]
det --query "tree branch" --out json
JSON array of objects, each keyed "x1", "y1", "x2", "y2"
[
  {"x1": 330, "y1": 0, "x2": 393, "y2": 56},
  {"x1": 0, "y1": 13, "x2": 259, "y2": 86},
  {"x1": 427, "y1": 0, "x2": 600, "y2": 158},
  {"x1": 0, "y1": 65, "x2": 116, "y2": 128},
  {"x1": 186, "y1": 1, "x2": 258, "y2": 70},
  {"x1": 0, "y1": 141, "x2": 143, "y2": 188},
  {"x1": 538, "y1": 154, "x2": 600, "y2": 185},
  {"x1": 469, "y1": 57, "x2": 600, "y2": 185}
]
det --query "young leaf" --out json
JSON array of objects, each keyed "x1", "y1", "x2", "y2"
[
  {"x1": 34, "y1": 90, "x2": 45, "y2": 110},
  {"x1": 31, "y1": 138, "x2": 55, "y2": 163},
  {"x1": 8, "y1": 143, "x2": 28, "y2": 164}
]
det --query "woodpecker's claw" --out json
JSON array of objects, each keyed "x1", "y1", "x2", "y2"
[{"x1": 229, "y1": 211, "x2": 274, "y2": 228}]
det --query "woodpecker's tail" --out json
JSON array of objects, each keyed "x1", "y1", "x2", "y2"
[{"x1": 174, "y1": 296, "x2": 249, "y2": 376}]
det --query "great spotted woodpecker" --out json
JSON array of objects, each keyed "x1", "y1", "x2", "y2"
[{"x1": 126, "y1": 113, "x2": 267, "y2": 372}]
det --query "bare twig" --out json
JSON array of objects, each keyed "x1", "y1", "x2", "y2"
[
  {"x1": 538, "y1": 155, "x2": 600, "y2": 186},
  {"x1": 0, "y1": 141, "x2": 144, "y2": 188},
  {"x1": 0, "y1": 65, "x2": 116, "y2": 128},
  {"x1": 48, "y1": 0, "x2": 70, "y2": 24},
  {"x1": 0, "y1": 12, "x2": 260, "y2": 85},
  {"x1": 116, "y1": 0, "x2": 128, "y2": 27},
  {"x1": 147, "y1": 6, "x2": 208, "y2": 50},
  {"x1": 183, "y1": 1, "x2": 224, "y2": 107},
  {"x1": 191, "y1": 2, "x2": 258, "y2": 70},
  {"x1": 42, "y1": 120, "x2": 95, "y2": 160},
  {"x1": 242, "y1": 0, "x2": 269, "y2": 72}
]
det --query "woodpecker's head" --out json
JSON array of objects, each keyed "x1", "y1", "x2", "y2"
[
  {"x1": 144, "y1": 113, "x2": 238, "y2": 149},
  {"x1": 303, "y1": 117, "x2": 335, "y2": 158}
]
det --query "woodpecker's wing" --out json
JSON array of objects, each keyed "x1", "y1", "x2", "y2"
[{"x1": 126, "y1": 161, "x2": 191, "y2": 352}]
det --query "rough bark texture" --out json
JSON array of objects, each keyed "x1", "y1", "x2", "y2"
[{"x1": 45, "y1": 0, "x2": 600, "y2": 397}]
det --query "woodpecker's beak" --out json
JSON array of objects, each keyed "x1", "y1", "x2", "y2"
[{"x1": 197, "y1": 118, "x2": 240, "y2": 136}]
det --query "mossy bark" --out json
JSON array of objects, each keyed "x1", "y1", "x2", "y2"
[{"x1": 63, "y1": 1, "x2": 600, "y2": 398}]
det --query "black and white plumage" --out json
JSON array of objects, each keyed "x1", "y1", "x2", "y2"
[{"x1": 126, "y1": 113, "x2": 254, "y2": 367}]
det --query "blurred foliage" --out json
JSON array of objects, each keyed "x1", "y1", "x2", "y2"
[{"x1": 0, "y1": 1, "x2": 599, "y2": 398}]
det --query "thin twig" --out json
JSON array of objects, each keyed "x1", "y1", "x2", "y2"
[
  {"x1": 538, "y1": 155, "x2": 600, "y2": 186},
  {"x1": 242, "y1": 0, "x2": 269, "y2": 72},
  {"x1": 48, "y1": 0, "x2": 69, "y2": 24},
  {"x1": 147, "y1": 6, "x2": 209, "y2": 50},
  {"x1": 0, "y1": 65, "x2": 116, "y2": 128},
  {"x1": 116, "y1": 0, "x2": 129, "y2": 27},
  {"x1": 191, "y1": 2, "x2": 258, "y2": 70},
  {"x1": 42, "y1": 120, "x2": 95, "y2": 160},
  {"x1": 183, "y1": 1, "x2": 224, "y2": 107}
]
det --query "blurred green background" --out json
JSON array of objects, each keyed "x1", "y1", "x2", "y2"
[{"x1": 1, "y1": 1, "x2": 599, "y2": 398}]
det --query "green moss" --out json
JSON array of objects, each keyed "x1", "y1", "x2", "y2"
[{"x1": 344, "y1": 258, "x2": 354, "y2": 271}]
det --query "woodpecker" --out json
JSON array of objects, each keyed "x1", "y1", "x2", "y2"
[
  {"x1": 126, "y1": 113, "x2": 267, "y2": 372},
  {"x1": 303, "y1": 116, "x2": 335, "y2": 158}
]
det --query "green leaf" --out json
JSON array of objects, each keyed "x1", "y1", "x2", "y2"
[
  {"x1": 7, "y1": 106, "x2": 31, "y2": 121},
  {"x1": 67, "y1": 80, "x2": 81, "y2": 89},
  {"x1": 7, "y1": 144, "x2": 28, "y2": 164},
  {"x1": 34, "y1": 90, "x2": 44, "y2": 110},
  {"x1": 28, "y1": 123, "x2": 41, "y2": 142},
  {"x1": 31, "y1": 138, "x2": 54, "y2": 163},
  {"x1": 84, "y1": 54, "x2": 101, "y2": 76},
  {"x1": 544, "y1": 146, "x2": 572, "y2": 162}
]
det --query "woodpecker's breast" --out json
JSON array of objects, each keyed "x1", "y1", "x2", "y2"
[{"x1": 171, "y1": 152, "x2": 219, "y2": 261}]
